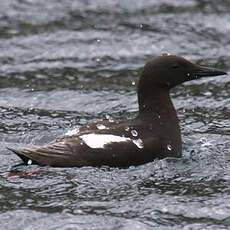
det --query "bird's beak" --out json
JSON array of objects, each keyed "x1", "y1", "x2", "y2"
[{"x1": 195, "y1": 65, "x2": 227, "y2": 78}]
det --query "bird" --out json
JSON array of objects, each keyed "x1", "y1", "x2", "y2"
[{"x1": 8, "y1": 55, "x2": 227, "y2": 167}]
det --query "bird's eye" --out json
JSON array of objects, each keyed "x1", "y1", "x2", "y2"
[{"x1": 172, "y1": 65, "x2": 179, "y2": 69}]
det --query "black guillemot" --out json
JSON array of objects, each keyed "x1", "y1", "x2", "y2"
[{"x1": 8, "y1": 55, "x2": 227, "y2": 167}]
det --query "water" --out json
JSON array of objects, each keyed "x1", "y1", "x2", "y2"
[{"x1": 0, "y1": 1, "x2": 229, "y2": 229}]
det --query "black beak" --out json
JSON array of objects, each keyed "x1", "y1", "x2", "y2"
[{"x1": 195, "y1": 65, "x2": 227, "y2": 77}]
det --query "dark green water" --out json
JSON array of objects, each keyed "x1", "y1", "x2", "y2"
[{"x1": 0, "y1": 1, "x2": 229, "y2": 229}]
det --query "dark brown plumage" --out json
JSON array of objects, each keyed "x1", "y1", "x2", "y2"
[{"x1": 8, "y1": 55, "x2": 227, "y2": 167}]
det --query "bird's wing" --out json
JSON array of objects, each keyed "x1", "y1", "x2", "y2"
[{"x1": 8, "y1": 122, "x2": 163, "y2": 167}]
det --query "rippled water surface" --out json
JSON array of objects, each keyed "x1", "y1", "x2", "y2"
[{"x1": 0, "y1": 1, "x2": 230, "y2": 229}]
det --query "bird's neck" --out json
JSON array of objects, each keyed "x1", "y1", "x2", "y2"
[
  {"x1": 137, "y1": 86, "x2": 182, "y2": 157},
  {"x1": 138, "y1": 86, "x2": 176, "y2": 119}
]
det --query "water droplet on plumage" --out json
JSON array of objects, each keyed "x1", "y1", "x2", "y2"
[
  {"x1": 65, "y1": 128, "x2": 79, "y2": 136},
  {"x1": 162, "y1": 52, "x2": 171, "y2": 56},
  {"x1": 133, "y1": 139, "x2": 144, "y2": 149},
  {"x1": 125, "y1": 127, "x2": 130, "y2": 131},
  {"x1": 167, "y1": 144, "x2": 172, "y2": 151},
  {"x1": 105, "y1": 114, "x2": 114, "y2": 122},
  {"x1": 96, "y1": 124, "x2": 107, "y2": 130},
  {"x1": 131, "y1": 130, "x2": 138, "y2": 137}
]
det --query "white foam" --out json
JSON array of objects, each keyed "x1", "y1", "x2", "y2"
[{"x1": 79, "y1": 133, "x2": 144, "y2": 149}]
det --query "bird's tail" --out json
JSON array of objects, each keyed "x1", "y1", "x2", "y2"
[
  {"x1": 7, "y1": 141, "x2": 79, "y2": 167},
  {"x1": 7, "y1": 147, "x2": 34, "y2": 165}
]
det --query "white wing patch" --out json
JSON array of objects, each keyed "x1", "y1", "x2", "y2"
[{"x1": 79, "y1": 134, "x2": 144, "y2": 149}]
